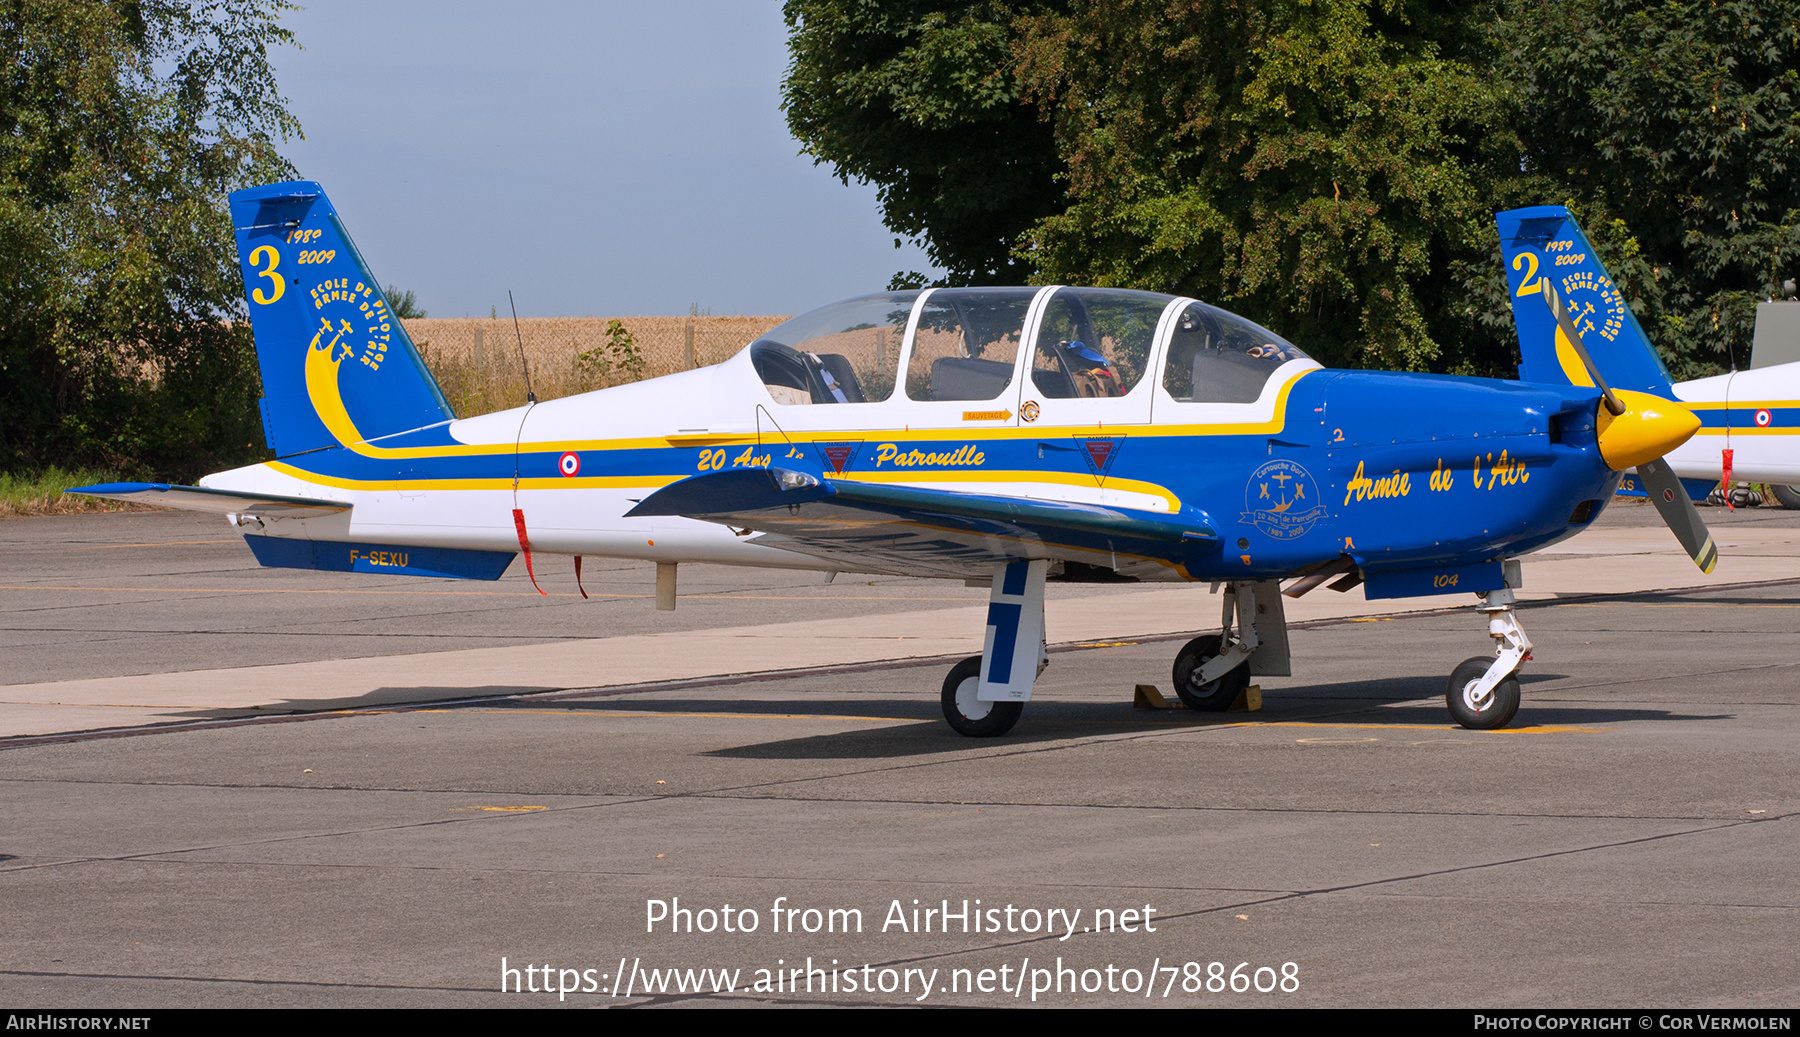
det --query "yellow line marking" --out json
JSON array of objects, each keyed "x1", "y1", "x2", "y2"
[
  {"x1": 1689, "y1": 427, "x2": 1800, "y2": 435},
  {"x1": 462, "y1": 805, "x2": 547, "y2": 812},
  {"x1": 1255, "y1": 721, "x2": 1602, "y2": 734},
  {"x1": 432, "y1": 709, "x2": 1596, "y2": 734}
]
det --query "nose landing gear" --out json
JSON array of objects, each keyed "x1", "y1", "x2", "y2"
[{"x1": 1447, "y1": 588, "x2": 1530, "y2": 729}]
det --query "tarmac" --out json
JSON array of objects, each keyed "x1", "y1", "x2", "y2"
[{"x1": 1, "y1": 501, "x2": 1797, "y2": 1007}]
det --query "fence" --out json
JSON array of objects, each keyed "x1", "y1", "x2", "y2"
[{"x1": 405, "y1": 315, "x2": 790, "y2": 418}]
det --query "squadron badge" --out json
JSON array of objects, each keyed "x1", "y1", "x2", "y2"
[{"x1": 1242, "y1": 459, "x2": 1326, "y2": 540}]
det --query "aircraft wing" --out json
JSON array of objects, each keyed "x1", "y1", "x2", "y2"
[
  {"x1": 627, "y1": 468, "x2": 1219, "y2": 580},
  {"x1": 68, "y1": 482, "x2": 352, "y2": 517}
]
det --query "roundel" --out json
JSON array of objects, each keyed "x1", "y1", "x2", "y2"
[
  {"x1": 559, "y1": 451, "x2": 581, "y2": 477},
  {"x1": 1755, "y1": 408, "x2": 1772, "y2": 427}
]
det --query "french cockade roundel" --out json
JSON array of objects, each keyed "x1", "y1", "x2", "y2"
[
  {"x1": 1755, "y1": 409, "x2": 1772, "y2": 428},
  {"x1": 559, "y1": 451, "x2": 581, "y2": 477}
]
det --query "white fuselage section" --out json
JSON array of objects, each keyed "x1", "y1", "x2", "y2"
[{"x1": 1669, "y1": 363, "x2": 1800, "y2": 486}]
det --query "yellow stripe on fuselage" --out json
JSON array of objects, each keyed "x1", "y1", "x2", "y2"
[
  {"x1": 324, "y1": 370, "x2": 1316, "y2": 461},
  {"x1": 830, "y1": 470, "x2": 1183, "y2": 512},
  {"x1": 265, "y1": 462, "x2": 687, "y2": 494}
]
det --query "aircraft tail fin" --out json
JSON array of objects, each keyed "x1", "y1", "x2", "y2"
[
  {"x1": 229, "y1": 181, "x2": 454, "y2": 457},
  {"x1": 1496, "y1": 206, "x2": 1674, "y2": 396}
]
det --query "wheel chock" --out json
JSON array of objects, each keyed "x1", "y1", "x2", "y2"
[
  {"x1": 1133, "y1": 684, "x2": 1174, "y2": 709},
  {"x1": 1228, "y1": 684, "x2": 1263, "y2": 712}
]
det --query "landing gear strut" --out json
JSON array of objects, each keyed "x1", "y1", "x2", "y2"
[
  {"x1": 1171, "y1": 580, "x2": 1287, "y2": 710},
  {"x1": 1446, "y1": 587, "x2": 1530, "y2": 730},
  {"x1": 941, "y1": 559, "x2": 1047, "y2": 737}
]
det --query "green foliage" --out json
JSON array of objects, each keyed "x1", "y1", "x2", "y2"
[
  {"x1": 576, "y1": 319, "x2": 647, "y2": 383},
  {"x1": 383, "y1": 285, "x2": 427, "y2": 319},
  {"x1": 783, "y1": 0, "x2": 1068, "y2": 284},
  {"x1": 1492, "y1": 0, "x2": 1800, "y2": 379},
  {"x1": 1014, "y1": 0, "x2": 1523, "y2": 373},
  {"x1": 784, "y1": 0, "x2": 1800, "y2": 380},
  {"x1": 0, "y1": 0, "x2": 298, "y2": 480}
]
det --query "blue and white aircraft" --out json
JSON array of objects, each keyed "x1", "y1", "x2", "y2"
[{"x1": 77, "y1": 184, "x2": 1716, "y2": 735}]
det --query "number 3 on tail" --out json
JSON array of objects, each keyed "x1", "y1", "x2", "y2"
[{"x1": 249, "y1": 245, "x2": 284, "y2": 304}]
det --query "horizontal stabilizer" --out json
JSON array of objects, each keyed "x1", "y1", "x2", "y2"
[
  {"x1": 68, "y1": 482, "x2": 351, "y2": 517},
  {"x1": 245, "y1": 536, "x2": 515, "y2": 580},
  {"x1": 629, "y1": 468, "x2": 1218, "y2": 580}
]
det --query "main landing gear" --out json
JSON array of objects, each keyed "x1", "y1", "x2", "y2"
[
  {"x1": 1171, "y1": 580, "x2": 1288, "y2": 710},
  {"x1": 934, "y1": 566, "x2": 1530, "y2": 735},
  {"x1": 1446, "y1": 587, "x2": 1531, "y2": 730},
  {"x1": 941, "y1": 559, "x2": 1049, "y2": 737}
]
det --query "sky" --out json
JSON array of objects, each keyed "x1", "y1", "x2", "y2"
[{"x1": 270, "y1": 1, "x2": 941, "y2": 318}]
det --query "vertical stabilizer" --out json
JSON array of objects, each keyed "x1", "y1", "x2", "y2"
[
  {"x1": 230, "y1": 182, "x2": 454, "y2": 457},
  {"x1": 1496, "y1": 206, "x2": 1674, "y2": 396}
]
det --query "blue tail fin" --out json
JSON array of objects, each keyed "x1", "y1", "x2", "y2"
[
  {"x1": 1496, "y1": 205, "x2": 1674, "y2": 396},
  {"x1": 230, "y1": 182, "x2": 453, "y2": 457}
]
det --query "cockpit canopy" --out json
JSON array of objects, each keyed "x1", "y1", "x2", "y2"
[{"x1": 748, "y1": 286, "x2": 1306, "y2": 407}]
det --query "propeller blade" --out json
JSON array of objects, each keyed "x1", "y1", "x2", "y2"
[
  {"x1": 1541, "y1": 279, "x2": 1627, "y2": 416},
  {"x1": 1636, "y1": 458, "x2": 1718, "y2": 573}
]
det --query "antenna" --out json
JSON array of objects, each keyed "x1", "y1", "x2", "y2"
[{"x1": 509, "y1": 290, "x2": 536, "y2": 403}]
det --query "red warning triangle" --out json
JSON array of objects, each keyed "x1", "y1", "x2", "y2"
[
  {"x1": 816, "y1": 441, "x2": 862, "y2": 475},
  {"x1": 1074, "y1": 436, "x2": 1124, "y2": 483}
]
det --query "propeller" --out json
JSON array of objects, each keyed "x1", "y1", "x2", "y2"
[{"x1": 1541, "y1": 280, "x2": 1716, "y2": 573}]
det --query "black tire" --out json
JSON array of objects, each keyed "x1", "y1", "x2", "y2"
[
  {"x1": 1446, "y1": 656, "x2": 1521, "y2": 730},
  {"x1": 1771, "y1": 484, "x2": 1800, "y2": 510},
  {"x1": 1171, "y1": 634, "x2": 1250, "y2": 711},
  {"x1": 940, "y1": 655, "x2": 1023, "y2": 737}
]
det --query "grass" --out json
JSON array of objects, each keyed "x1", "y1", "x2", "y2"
[{"x1": 0, "y1": 467, "x2": 149, "y2": 517}]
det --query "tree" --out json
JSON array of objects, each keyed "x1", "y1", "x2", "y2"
[
  {"x1": 1493, "y1": 0, "x2": 1800, "y2": 379},
  {"x1": 783, "y1": 0, "x2": 1067, "y2": 285},
  {"x1": 0, "y1": 0, "x2": 299, "y2": 479},
  {"x1": 783, "y1": 1, "x2": 1800, "y2": 379},
  {"x1": 384, "y1": 284, "x2": 428, "y2": 319},
  {"x1": 1013, "y1": 1, "x2": 1529, "y2": 373}
]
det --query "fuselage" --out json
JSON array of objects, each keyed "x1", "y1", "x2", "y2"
[
  {"x1": 203, "y1": 286, "x2": 1625, "y2": 584},
  {"x1": 1666, "y1": 363, "x2": 1800, "y2": 486}
]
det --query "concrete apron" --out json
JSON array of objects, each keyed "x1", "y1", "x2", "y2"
[{"x1": 5, "y1": 524, "x2": 1798, "y2": 738}]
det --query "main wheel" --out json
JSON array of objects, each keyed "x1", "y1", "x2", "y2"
[
  {"x1": 1771, "y1": 484, "x2": 1800, "y2": 510},
  {"x1": 1171, "y1": 634, "x2": 1250, "y2": 711},
  {"x1": 1446, "y1": 656, "x2": 1521, "y2": 730},
  {"x1": 940, "y1": 655, "x2": 1022, "y2": 737}
]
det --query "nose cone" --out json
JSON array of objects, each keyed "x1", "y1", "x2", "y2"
[{"x1": 1596, "y1": 390, "x2": 1701, "y2": 471}]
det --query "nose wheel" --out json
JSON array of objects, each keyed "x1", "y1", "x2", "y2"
[
  {"x1": 1446, "y1": 588, "x2": 1531, "y2": 730},
  {"x1": 1446, "y1": 657, "x2": 1521, "y2": 729}
]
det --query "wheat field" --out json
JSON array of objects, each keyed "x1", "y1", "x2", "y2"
[{"x1": 406, "y1": 315, "x2": 789, "y2": 417}]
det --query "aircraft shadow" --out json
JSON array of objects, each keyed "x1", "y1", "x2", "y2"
[{"x1": 160, "y1": 686, "x2": 560, "y2": 721}]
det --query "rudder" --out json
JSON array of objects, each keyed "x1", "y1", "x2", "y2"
[
  {"x1": 1496, "y1": 205, "x2": 1674, "y2": 396},
  {"x1": 230, "y1": 181, "x2": 453, "y2": 457}
]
